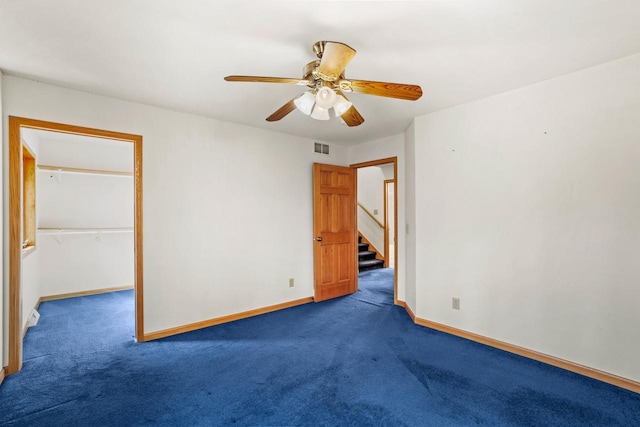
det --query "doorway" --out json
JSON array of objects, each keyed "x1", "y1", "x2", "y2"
[
  {"x1": 351, "y1": 157, "x2": 398, "y2": 304},
  {"x1": 6, "y1": 117, "x2": 144, "y2": 375}
]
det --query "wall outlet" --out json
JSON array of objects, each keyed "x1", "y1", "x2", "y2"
[
  {"x1": 452, "y1": 297, "x2": 460, "y2": 310},
  {"x1": 289, "y1": 277, "x2": 295, "y2": 287}
]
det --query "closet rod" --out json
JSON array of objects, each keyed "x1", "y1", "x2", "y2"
[{"x1": 38, "y1": 165, "x2": 133, "y2": 177}]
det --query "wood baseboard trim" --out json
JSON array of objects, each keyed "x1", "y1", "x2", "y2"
[
  {"x1": 0, "y1": 367, "x2": 6, "y2": 386},
  {"x1": 38, "y1": 285, "x2": 134, "y2": 305},
  {"x1": 405, "y1": 311, "x2": 639, "y2": 394},
  {"x1": 397, "y1": 300, "x2": 416, "y2": 322},
  {"x1": 144, "y1": 297, "x2": 314, "y2": 341}
]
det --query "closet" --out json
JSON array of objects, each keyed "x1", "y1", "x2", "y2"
[{"x1": 20, "y1": 129, "x2": 134, "y2": 332}]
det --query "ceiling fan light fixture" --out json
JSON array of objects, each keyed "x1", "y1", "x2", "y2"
[
  {"x1": 315, "y1": 86, "x2": 338, "y2": 109},
  {"x1": 310, "y1": 104, "x2": 330, "y2": 120},
  {"x1": 333, "y1": 94, "x2": 352, "y2": 116},
  {"x1": 294, "y1": 91, "x2": 315, "y2": 116}
]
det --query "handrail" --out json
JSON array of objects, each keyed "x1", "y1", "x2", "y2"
[{"x1": 357, "y1": 203, "x2": 384, "y2": 228}]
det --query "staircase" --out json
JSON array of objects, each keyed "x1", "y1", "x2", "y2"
[{"x1": 358, "y1": 235, "x2": 384, "y2": 272}]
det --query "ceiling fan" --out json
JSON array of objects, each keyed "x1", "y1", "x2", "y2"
[{"x1": 224, "y1": 41, "x2": 423, "y2": 127}]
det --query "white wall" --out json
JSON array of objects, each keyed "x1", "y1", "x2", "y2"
[
  {"x1": 37, "y1": 172, "x2": 133, "y2": 229},
  {"x1": 349, "y1": 134, "x2": 406, "y2": 302},
  {"x1": 2, "y1": 75, "x2": 349, "y2": 335},
  {"x1": 412, "y1": 53, "x2": 640, "y2": 382},
  {"x1": 358, "y1": 167, "x2": 385, "y2": 217},
  {"x1": 36, "y1": 232, "x2": 134, "y2": 297},
  {"x1": 0, "y1": 70, "x2": 4, "y2": 368}
]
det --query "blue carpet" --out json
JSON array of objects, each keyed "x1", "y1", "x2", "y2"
[{"x1": 1, "y1": 268, "x2": 639, "y2": 426}]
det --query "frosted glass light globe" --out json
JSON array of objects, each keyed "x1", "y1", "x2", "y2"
[
  {"x1": 333, "y1": 93, "x2": 352, "y2": 116},
  {"x1": 294, "y1": 91, "x2": 315, "y2": 116},
  {"x1": 310, "y1": 105, "x2": 330, "y2": 120},
  {"x1": 315, "y1": 87, "x2": 338, "y2": 109}
]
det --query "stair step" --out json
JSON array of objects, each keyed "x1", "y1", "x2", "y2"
[
  {"x1": 358, "y1": 243, "x2": 369, "y2": 251},
  {"x1": 358, "y1": 251, "x2": 377, "y2": 261},
  {"x1": 359, "y1": 259, "x2": 384, "y2": 271}
]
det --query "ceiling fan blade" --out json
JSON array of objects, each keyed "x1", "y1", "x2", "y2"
[
  {"x1": 317, "y1": 42, "x2": 356, "y2": 82},
  {"x1": 225, "y1": 75, "x2": 311, "y2": 85},
  {"x1": 266, "y1": 98, "x2": 298, "y2": 122},
  {"x1": 341, "y1": 79, "x2": 423, "y2": 101},
  {"x1": 335, "y1": 91, "x2": 364, "y2": 127},
  {"x1": 341, "y1": 105, "x2": 365, "y2": 127}
]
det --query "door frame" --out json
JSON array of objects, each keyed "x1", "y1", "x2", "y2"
[
  {"x1": 383, "y1": 179, "x2": 395, "y2": 269},
  {"x1": 6, "y1": 116, "x2": 144, "y2": 375},
  {"x1": 350, "y1": 157, "x2": 398, "y2": 304}
]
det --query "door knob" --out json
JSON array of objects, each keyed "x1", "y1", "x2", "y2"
[{"x1": 315, "y1": 237, "x2": 323, "y2": 242}]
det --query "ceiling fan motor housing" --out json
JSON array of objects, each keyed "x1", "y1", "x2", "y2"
[
  {"x1": 303, "y1": 60, "x2": 320, "y2": 87},
  {"x1": 313, "y1": 41, "x2": 327, "y2": 58},
  {"x1": 303, "y1": 61, "x2": 345, "y2": 89}
]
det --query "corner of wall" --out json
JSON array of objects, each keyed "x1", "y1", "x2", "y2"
[{"x1": 403, "y1": 121, "x2": 416, "y2": 313}]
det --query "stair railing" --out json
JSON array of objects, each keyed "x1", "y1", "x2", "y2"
[{"x1": 357, "y1": 203, "x2": 384, "y2": 228}]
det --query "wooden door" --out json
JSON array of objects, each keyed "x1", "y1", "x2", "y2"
[{"x1": 313, "y1": 163, "x2": 357, "y2": 301}]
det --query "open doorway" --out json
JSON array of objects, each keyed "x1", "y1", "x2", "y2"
[
  {"x1": 7, "y1": 117, "x2": 143, "y2": 375},
  {"x1": 350, "y1": 157, "x2": 398, "y2": 304}
]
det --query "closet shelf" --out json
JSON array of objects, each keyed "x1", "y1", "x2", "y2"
[
  {"x1": 37, "y1": 227, "x2": 133, "y2": 235},
  {"x1": 38, "y1": 165, "x2": 133, "y2": 177}
]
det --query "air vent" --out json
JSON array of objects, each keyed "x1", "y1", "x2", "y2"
[
  {"x1": 27, "y1": 309, "x2": 40, "y2": 327},
  {"x1": 314, "y1": 142, "x2": 330, "y2": 155}
]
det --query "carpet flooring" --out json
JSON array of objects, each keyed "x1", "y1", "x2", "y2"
[{"x1": 1, "y1": 268, "x2": 639, "y2": 426}]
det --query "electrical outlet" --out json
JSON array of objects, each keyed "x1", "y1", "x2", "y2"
[
  {"x1": 452, "y1": 297, "x2": 460, "y2": 310},
  {"x1": 289, "y1": 278, "x2": 295, "y2": 287}
]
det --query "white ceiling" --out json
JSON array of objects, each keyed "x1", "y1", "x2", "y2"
[{"x1": 2, "y1": 0, "x2": 640, "y2": 145}]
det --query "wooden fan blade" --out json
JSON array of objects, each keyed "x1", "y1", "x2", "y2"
[
  {"x1": 266, "y1": 98, "x2": 297, "y2": 122},
  {"x1": 335, "y1": 91, "x2": 364, "y2": 127},
  {"x1": 341, "y1": 105, "x2": 365, "y2": 127},
  {"x1": 225, "y1": 75, "x2": 311, "y2": 85},
  {"x1": 342, "y1": 79, "x2": 422, "y2": 101},
  {"x1": 317, "y1": 42, "x2": 356, "y2": 82}
]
